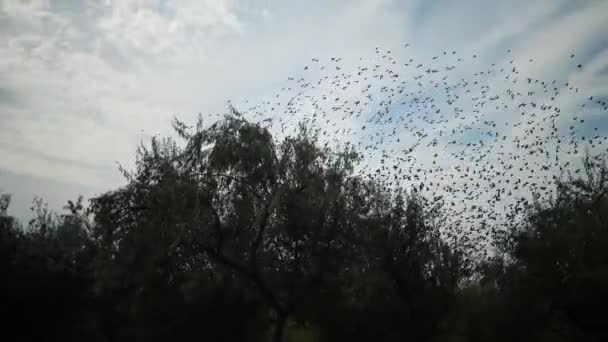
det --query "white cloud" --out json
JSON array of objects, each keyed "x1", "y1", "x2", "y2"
[{"x1": 0, "y1": 0, "x2": 607, "y2": 224}]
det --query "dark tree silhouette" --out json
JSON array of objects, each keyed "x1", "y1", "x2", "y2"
[{"x1": 2, "y1": 114, "x2": 607, "y2": 342}]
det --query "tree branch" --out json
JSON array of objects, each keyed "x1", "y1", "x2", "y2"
[
  {"x1": 250, "y1": 188, "x2": 282, "y2": 270},
  {"x1": 212, "y1": 173, "x2": 267, "y2": 199},
  {"x1": 210, "y1": 204, "x2": 224, "y2": 253},
  {"x1": 194, "y1": 242, "x2": 285, "y2": 315}
]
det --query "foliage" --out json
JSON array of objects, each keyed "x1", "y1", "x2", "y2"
[{"x1": 1, "y1": 115, "x2": 607, "y2": 341}]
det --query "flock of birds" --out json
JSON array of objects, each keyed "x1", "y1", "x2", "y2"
[{"x1": 224, "y1": 44, "x2": 607, "y2": 260}]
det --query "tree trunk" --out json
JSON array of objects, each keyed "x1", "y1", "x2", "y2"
[{"x1": 273, "y1": 313, "x2": 287, "y2": 342}]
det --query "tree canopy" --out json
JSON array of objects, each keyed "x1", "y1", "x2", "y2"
[{"x1": 1, "y1": 113, "x2": 608, "y2": 342}]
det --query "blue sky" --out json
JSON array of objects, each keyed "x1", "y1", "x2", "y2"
[{"x1": 1, "y1": 0, "x2": 608, "y2": 222}]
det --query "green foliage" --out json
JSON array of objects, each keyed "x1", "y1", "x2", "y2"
[
  {"x1": 0, "y1": 195, "x2": 95, "y2": 341},
  {"x1": 85, "y1": 114, "x2": 466, "y2": 341},
  {"x1": 450, "y1": 155, "x2": 608, "y2": 341},
  {"x1": 2, "y1": 116, "x2": 608, "y2": 342}
]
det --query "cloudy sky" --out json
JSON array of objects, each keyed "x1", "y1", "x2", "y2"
[{"x1": 1, "y1": 0, "x2": 608, "y2": 222}]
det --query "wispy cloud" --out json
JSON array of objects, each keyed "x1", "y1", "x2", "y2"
[{"x1": 0, "y1": 0, "x2": 607, "y2": 221}]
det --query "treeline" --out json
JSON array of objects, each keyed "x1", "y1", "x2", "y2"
[{"x1": 1, "y1": 115, "x2": 607, "y2": 342}]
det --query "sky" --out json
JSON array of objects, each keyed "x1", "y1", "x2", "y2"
[{"x1": 1, "y1": 0, "x2": 608, "y2": 223}]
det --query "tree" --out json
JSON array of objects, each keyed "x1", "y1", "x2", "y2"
[
  {"x1": 0, "y1": 195, "x2": 96, "y2": 341},
  {"x1": 0, "y1": 112, "x2": 471, "y2": 341},
  {"x1": 89, "y1": 113, "x2": 368, "y2": 341},
  {"x1": 486, "y1": 154, "x2": 608, "y2": 341},
  {"x1": 88, "y1": 112, "x2": 466, "y2": 341},
  {"x1": 315, "y1": 188, "x2": 463, "y2": 342}
]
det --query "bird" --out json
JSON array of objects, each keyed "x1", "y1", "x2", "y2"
[{"x1": 232, "y1": 44, "x2": 607, "y2": 262}]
